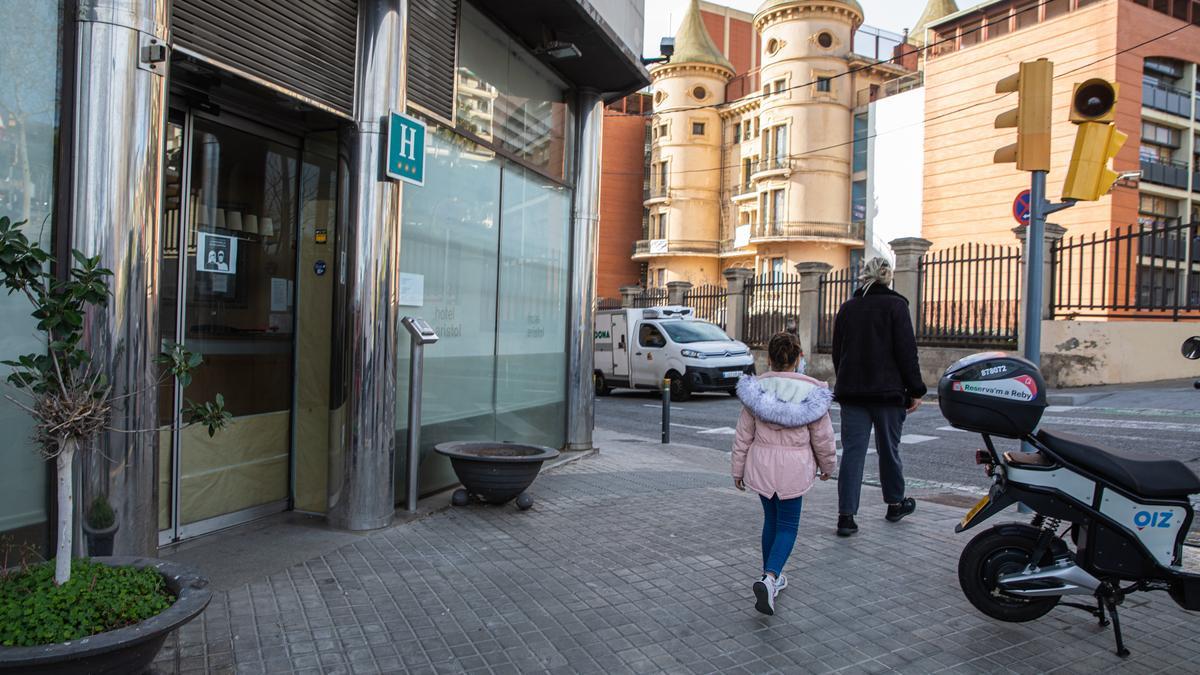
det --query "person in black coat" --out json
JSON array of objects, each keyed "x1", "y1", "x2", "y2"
[{"x1": 831, "y1": 257, "x2": 927, "y2": 537}]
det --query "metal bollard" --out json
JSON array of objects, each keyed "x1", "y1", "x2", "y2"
[{"x1": 662, "y1": 378, "x2": 671, "y2": 444}]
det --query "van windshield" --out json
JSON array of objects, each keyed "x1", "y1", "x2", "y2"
[{"x1": 659, "y1": 321, "x2": 732, "y2": 344}]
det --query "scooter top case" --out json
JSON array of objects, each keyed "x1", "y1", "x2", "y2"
[{"x1": 939, "y1": 352, "x2": 1047, "y2": 438}]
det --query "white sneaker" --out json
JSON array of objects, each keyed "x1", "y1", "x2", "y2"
[
  {"x1": 774, "y1": 573, "x2": 788, "y2": 593},
  {"x1": 753, "y1": 575, "x2": 776, "y2": 615}
]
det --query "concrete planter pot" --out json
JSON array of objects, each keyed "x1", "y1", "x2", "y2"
[
  {"x1": 81, "y1": 522, "x2": 119, "y2": 557},
  {"x1": 0, "y1": 557, "x2": 211, "y2": 675},
  {"x1": 436, "y1": 442, "x2": 559, "y2": 510}
]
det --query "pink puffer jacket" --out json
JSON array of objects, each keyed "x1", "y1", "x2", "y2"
[{"x1": 732, "y1": 372, "x2": 838, "y2": 500}]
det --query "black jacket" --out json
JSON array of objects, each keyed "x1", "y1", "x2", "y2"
[{"x1": 831, "y1": 283, "x2": 927, "y2": 406}]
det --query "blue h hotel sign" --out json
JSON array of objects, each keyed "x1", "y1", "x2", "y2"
[{"x1": 386, "y1": 111, "x2": 426, "y2": 186}]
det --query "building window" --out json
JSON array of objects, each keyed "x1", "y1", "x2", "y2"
[
  {"x1": 987, "y1": 11, "x2": 1011, "y2": 39},
  {"x1": 654, "y1": 90, "x2": 666, "y2": 105},
  {"x1": 772, "y1": 125, "x2": 788, "y2": 161},
  {"x1": 742, "y1": 158, "x2": 753, "y2": 188},
  {"x1": 1015, "y1": 1, "x2": 1039, "y2": 30},
  {"x1": 852, "y1": 180, "x2": 867, "y2": 223},
  {"x1": 1138, "y1": 193, "x2": 1180, "y2": 228},
  {"x1": 656, "y1": 268, "x2": 665, "y2": 288},
  {"x1": 1044, "y1": 0, "x2": 1070, "y2": 21},
  {"x1": 692, "y1": 86, "x2": 708, "y2": 101},
  {"x1": 744, "y1": 120, "x2": 752, "y2": 138},
  {"x1": 1140, "y1": 121, "x2": 1181, "y2": 163},
  {"x1": 816, "y1": 77, "x2": 831, "y2": 93},
  {"x1": 733, "y1": 122, "x2": 741, "y2": 143},
  {"x1": 772, "y1": 189, "x2": 785, "y2": 224},
  {"x1": 692, "y1": 121, "x2": 705, "y2": 136},
  {"x1": 766, "y1": 38, "x2": 781, "y2": 56},
  {"x1": 754, "y1": 118, "x2": 760, "y2": 137},
  {"x1": 657, "y1": 123, "x2": 669, "y2": 139},
  {"x1": 771, "y1": 257, "x2": 785, "y2": 281},
  {"x1": 772, "y1": 79, "x2": 786, "y2": 95},
  {"x1": 817, "y1": 32, "x2": 834, "y2": 49},
  {"x1": 658, "y1": 161, "x2": 668, "y2": 190},
  {"x1": 960, "y1": 20, "x2": 982, "y2": 48},
  {"x1": 852, "y1": 113, "x2": 869, "y2": 173}
]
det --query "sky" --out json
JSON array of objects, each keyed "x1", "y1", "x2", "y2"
[{"x1": 642, "y1": 0, "x2": 933, "y2": 57}]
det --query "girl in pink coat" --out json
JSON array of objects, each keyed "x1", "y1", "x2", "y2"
[{"x1": 732, "y1": 332, "x2": 838, "y2": 615}]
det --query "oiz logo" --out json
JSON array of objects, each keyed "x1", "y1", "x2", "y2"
[{"x1": 1133, "y1": 510, "x2": 1174, "y2": 530}]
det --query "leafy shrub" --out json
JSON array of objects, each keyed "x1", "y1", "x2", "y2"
[
  {"x1": 86, "y1": 496, "x2": 115, "y2": 530},
  {"x1": 0, "y1": 559, "x2": 173, "y2": 646}
]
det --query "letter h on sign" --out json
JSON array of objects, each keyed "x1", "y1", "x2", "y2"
[{"x1": 387, "y1": 111, "x2": 427, "y2": 186}]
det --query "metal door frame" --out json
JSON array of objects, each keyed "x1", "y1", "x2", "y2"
[{"x1": 158, "y1": 104, "x2": 301, "y2": 546}]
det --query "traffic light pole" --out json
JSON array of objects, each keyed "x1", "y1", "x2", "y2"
[{"x1": 1024, "y1": 171, "x2": 1047, "y2": 366}]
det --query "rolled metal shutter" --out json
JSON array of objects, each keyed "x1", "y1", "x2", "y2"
[
  {"x1": 407, "y1": 0, "x2": 460, "y2": 125},
  {"x1": 172, "y1": 0, "x2": 358, "y2": 116}
]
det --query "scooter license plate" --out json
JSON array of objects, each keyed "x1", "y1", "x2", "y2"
[{"x1": 960, "y1": 494, "x2": 990, "y2": 529}]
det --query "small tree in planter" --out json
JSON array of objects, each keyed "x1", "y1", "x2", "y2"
[{"x1": 0, "y1": 215, "x2": 229, "y2": 586}]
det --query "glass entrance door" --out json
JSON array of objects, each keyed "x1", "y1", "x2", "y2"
[{"x1": 159, "y1": 110, "x2": 300, "y2": 543}]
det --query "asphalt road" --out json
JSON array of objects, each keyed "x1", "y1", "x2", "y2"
[{"x1": 595, "y1": 384, "x2": 1200, "y2": 498}]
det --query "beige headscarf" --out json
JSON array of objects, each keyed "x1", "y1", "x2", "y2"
[{"x1": 857, "y1": 256, "x2": 894, "y2": 293}]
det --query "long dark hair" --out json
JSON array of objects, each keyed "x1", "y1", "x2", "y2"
[{"x1": 767, "y1": 332, "x2": 802, "y2": 371}]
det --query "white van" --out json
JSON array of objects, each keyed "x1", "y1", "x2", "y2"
[{"x1": 594, "y1": 306, "x2": 755, "y2": 401}]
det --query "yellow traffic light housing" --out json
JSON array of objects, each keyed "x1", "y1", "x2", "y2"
[
  {"x1": 994, "y1": 59, "x2": 1053, "y2": 172},
  {"x1": 1069, "y1": 79, "x2": 1118, "y2": 123},
  {"x1": 1063, "y1": 78, "x2": 1124, "y2": 201}
]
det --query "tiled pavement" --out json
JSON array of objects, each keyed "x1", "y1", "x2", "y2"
[{"x1": 151, "y1": 429, "x2": 1200, "y2": 674}]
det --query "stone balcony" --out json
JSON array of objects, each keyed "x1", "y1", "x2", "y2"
[
  {"x1": 750, "y1": 157, "x2": 793, "y2": 182},
  {"x1": 750, "y1": 221, "x2": 865, "y2": 244},
  {"x1": 632, "y1": 239, "x2": 720, "y2": 259}
]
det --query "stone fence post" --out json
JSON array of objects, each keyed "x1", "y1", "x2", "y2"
[
  {"x1": 722, "y1": 268, "x2": 755, "y2": 340},
  {"x1": 619, "y1": 285, "x2": 643, "y2": 308},
  {"x1": 667, "y1": 281, "x2": 693, "y2": 306},
  {"x1": 1013, "y1": 223, "x2": 1067, "y2": 321},
  {"x1": 796, "y1": 262, "x2": 832, "y2": 356},
  {"x1": 889, "y1": 237, "x2": 933, "y2": 330}
]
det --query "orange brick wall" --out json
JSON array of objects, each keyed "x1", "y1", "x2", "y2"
[
  {"x1": 597, "y1": 110, "x2": 648, "y2": 300},
  {"x1": 921, "y1": 0, "x2": 1122, "y2": 248}
]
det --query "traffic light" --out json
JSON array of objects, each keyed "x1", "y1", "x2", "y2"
[
  {"x1": 1062, "y1": 79, "x2": 1126, "y2": 201},
  {"x1": 994, "y1": 58, "x2": 1053, "y2": 172}
]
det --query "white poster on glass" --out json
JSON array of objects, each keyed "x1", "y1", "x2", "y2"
[
  {"x1": 197, "y1": 232, "x2": 237, "y2": 275},
  {"x1": 399, "y1": 272, "x2": 424, "y2": 307}
]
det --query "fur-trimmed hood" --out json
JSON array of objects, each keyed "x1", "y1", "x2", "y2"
[{"x1": 736, "y1": 372, "x2": 833, "y2": 429}]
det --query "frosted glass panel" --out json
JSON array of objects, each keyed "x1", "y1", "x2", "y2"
[{"x1": 0, "y1": 0, "x2": 62, "y2": 548}]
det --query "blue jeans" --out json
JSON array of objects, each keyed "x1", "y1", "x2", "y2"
[
  {"x1": 838, "y1": 404, "x2": 906, "y2": 516},
  {"x1": 759, "y1": 494, "x2": 804, "y2": 577}
]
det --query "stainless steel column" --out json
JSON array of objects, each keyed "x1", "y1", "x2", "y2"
[
  {"x1": 566, "y1": 90, "x2": 605, "y2": 452},
  {"x1": 327, "y1": 0, "x2": 407, "y2": 530},
  {"x1": 71, "y1": 0, "x2": 170, "y2": 556}
]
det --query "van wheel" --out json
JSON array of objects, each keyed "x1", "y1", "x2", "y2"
[
  {"x1": 727, "y1": 388, "x2": 740, "y2": 398},
  {"x1": 959, "y1": 525, "x2": 1061, "y2": 623},
  {"x1": 594, "y1": 371, "x2": 611, "y2": 396},
  {"x1": 668, "y1": 372, "x2": 691, "y2": 402}
]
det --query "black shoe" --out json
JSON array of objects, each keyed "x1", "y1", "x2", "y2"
[
  {"x1": 836, "y1": 514, "x2": 858, "y2": 537},
  {"x1": 886, "y1": 498, "x2": 916, "y2": 522}
]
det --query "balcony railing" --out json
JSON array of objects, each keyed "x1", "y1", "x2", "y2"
[
  {"x1": 855, "y1": 71, "x2": 924, "y2": 108},
  {"x1": 1143, "y1": 81, "x2": 1190, "y2": 118},
  {"x1": 1140, "y1": 158, "x2": 1189, "y2": 190},
  {"x1": 646, "y1": 185, "x2": 670, "y2": 200},
  {"x1": 752, "y1": 157, "x2": 793, "y2": 176},
  {"x1": 633, "y1": 239, "x2": 720, "y2": 257},
  {"x1": 752, "y1": 221, "x2": 866, "y2": 242}
]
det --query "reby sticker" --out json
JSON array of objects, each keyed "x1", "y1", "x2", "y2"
[{"x1": 952, "y1": 375, "x2": 1038, "y2": 401}]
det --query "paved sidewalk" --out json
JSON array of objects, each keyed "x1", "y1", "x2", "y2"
[{"x1": 153, "y1": 429, "x2": 1199, "y2": 674}]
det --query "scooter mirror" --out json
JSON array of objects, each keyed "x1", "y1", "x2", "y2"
[{"x1": 1183, "y1": 336, "x2": 1200, "y2": 360}]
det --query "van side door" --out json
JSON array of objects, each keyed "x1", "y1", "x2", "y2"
[
  {"x1": 631, "y1": 321, "x2": 668, "y2": 387},
  {"x1": 612, "y1": 313, "x2": 629, "y2": 379}
]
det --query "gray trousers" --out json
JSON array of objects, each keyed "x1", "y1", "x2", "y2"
[{"x1": 838, "y1": 404, "x2": 906, "y2": 516}]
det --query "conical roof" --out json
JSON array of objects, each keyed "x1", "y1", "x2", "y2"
[
  {"x1": 912, "y1": 0, "x2": 959, "y2": 43},
  {"x1": 670, "y1": 0, "x2": 734, "y2": 72}
]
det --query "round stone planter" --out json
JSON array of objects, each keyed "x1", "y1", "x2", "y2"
[
  {"x1": 436, "y1": 441, "x2": 559, "y2": 508},
  {"x1": 0, "y1": 557, "x2": 211, "y2": 675},
  {"x1": 82, "y1": 521, "x2": 119, "y2": 557}
]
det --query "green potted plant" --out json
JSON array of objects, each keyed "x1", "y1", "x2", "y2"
[
  {"x1": 0, "y1": 216, "x2": 229, "y2": 673},
  {"x1": 81, "y1": 495, "x2": 117, "y2": 557}
]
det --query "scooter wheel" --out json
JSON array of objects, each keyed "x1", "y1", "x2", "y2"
[{"x1": 959, "y1": 525, "x2": 1061, "y2": 623}]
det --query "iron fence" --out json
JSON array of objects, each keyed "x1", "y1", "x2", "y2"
[
  {"x1": 816, "y1": 266, "x2": 860, "y2": 353},
  {"x1": 685, "y1": 284, "x2": 728, "y2": 329},
  {"x1": 1052, "y1": 221, "x2": 1200, "y2": 320},
  {"x1": 630, "y1": 287, "x2": 668, "y2": 308},
  {"x1": 597, "y1": 297, "x2": 622, "y2": 310},
  {"x1": 917, "y1": 244, "x2": 1022, "y2": 349},
  {"x1": 743, "y1": 273, "x2": 804, "y2": 348}
]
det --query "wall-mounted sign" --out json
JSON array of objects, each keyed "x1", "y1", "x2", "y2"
[
  {"x1": 197, "y1": 232, "x2": 237, "y2": 275},
  {"x1": 386, "y1": 110, "x2": 427, "y2": 186},
  {"x1": 314, "y1": 229, "x2": 328, "y2": 244},
  {"x1": 314, "y1": 260, "x2": 327, "y2": 276}
]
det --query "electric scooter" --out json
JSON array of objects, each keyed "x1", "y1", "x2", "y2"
[{"x1": 939, "y1": 338, "x2": 1200, "y2": 657}]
